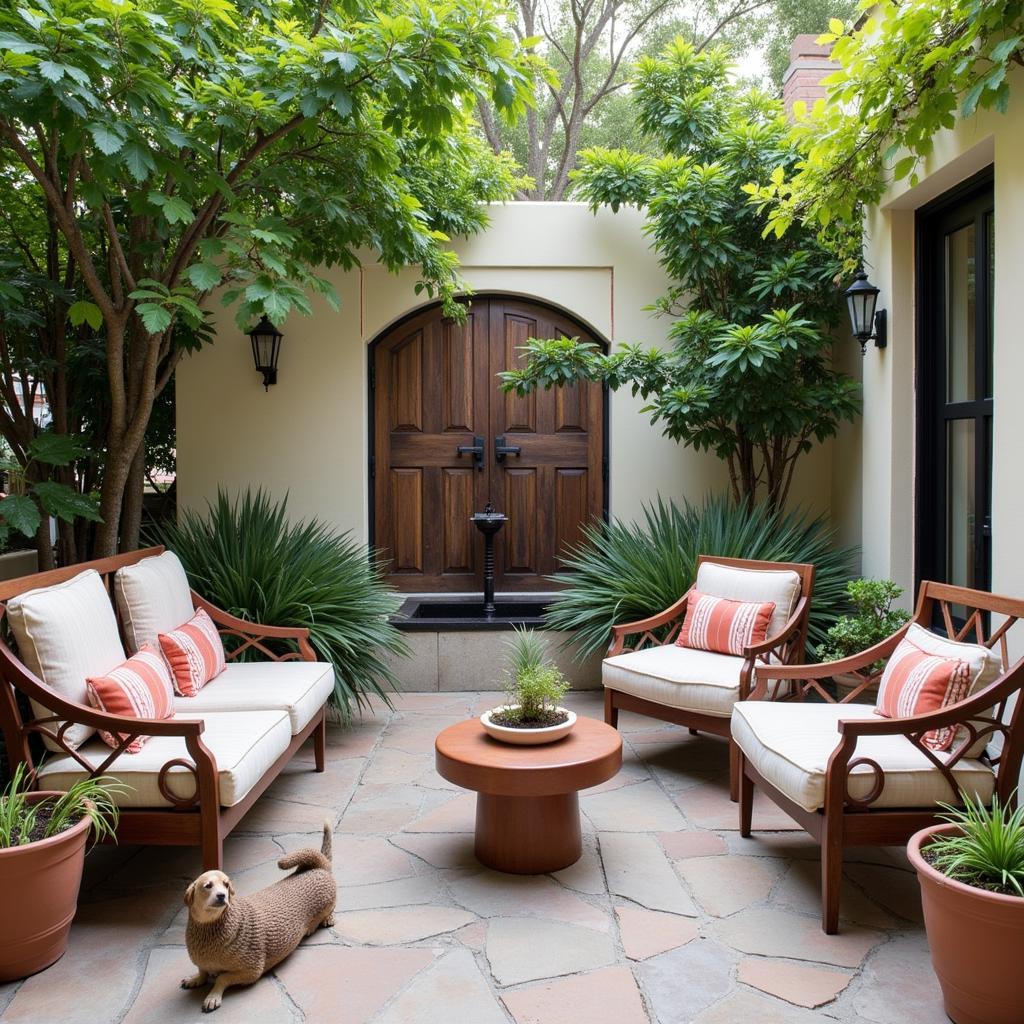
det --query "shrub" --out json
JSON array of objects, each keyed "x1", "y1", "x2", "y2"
[
  {"x1": 928, "y1": 794, "x2": 1024, "y2": 897},
  {"x1": 817, "y1": 578, "x2": 911, "y2": 664},
  {"x1": 543, "y1": 493, "x2": 857, "y2": 657},
  {"x1": 154, "y1": 488, "x2": 407, "y2": 721},
  {"x1": 501, "y1": 628, "x2": 570, "y2": 723}
]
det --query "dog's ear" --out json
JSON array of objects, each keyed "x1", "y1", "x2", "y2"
[
  {"x1": 226, "y1": 878, "x2": 236, "y2": 898},
  {"x1": 184, "y1": 881, "x2": 197, "y2": 907}
]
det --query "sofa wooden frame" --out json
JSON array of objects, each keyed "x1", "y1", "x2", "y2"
[
  {"x1": 738, "y1": 580, "x2": 1024, "y2": 934},
  {"x1": 603, "y1": 554, "x2": 816, "y2": 799},
  {"x1": 0, "y1": 546, "x2": 328, "y2": 870}
]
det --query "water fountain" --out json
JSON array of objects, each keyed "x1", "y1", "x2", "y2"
[{"x1": 470, "y1": 502, "x2": 507, "y2": 618}]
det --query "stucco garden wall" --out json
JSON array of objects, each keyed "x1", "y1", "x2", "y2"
[
  {"x1": 176, "y1": 202, "x2": 835, "y2": 550},
  {"x1": 856, "y1": 67, "x2": 1024, "y2": 617}
]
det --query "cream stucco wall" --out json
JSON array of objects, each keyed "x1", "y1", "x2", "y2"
[
  {"x1": 856, "y1": 68, "x2": 1024, "y2": 611},
  {"x1": 177, "y1": 202, "x2": 834, "y2": 551}
]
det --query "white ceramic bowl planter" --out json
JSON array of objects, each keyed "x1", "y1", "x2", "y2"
[{"x1": 480, "y1": 706, "x2": 577, "y2": 745}]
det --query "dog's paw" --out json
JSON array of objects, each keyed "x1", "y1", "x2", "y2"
[
  {"x1": 202, "y1": 994, "x2": 222, "y2": 1013},
  {"x1": 182, "y1": 974, "x2": 206, "y2": 990},
  {"x1": 321, "y1": 915, "x2": 335, "y2": 928}
]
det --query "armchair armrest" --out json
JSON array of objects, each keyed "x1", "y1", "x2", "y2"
[
  {"x1": 192, "y1": 592, "x2": 316, "y2": 662},
  {"x1": 752, "y1": 625, "x2": 910, "y2": 684},
  {"x1": 740, "y1": 597, "x2": 811, "y2": 699},
  {"x1": 607, "y1": 590, "x2": 693, "y2": 657}
]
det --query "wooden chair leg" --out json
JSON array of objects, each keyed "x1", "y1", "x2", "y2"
[
  {"x1": 821, "y1": 818, "x2": 843, "y2": 934},
  {"x1": 728, "y1": 739, "x2": 740, "y2": 803},
  {"x1": 738, "y1": 753, "x2": 753, "y2": 837},
  {"x1": 314, "y1": 712, "x2": 327, "y2": 773},
  {"x1": 604, "y1": 688, "x2": 619, "y2": 728},
  {"x1": 201, "y1": 810, "x2": 224, "y2": 871}
]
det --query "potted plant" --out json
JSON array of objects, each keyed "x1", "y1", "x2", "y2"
[
  {"x1": 481, "y1": 628, "x2": 575, "y2": 745},
  {"x1": 907, "y1": 794, "x2": 1024, "y2": 1024},
  {"x1": 0, "y1": 763, "x2": 122, "y2": 981},
  {"x1": 817, "y1": 578, "x2": 911, "y2": 699}
]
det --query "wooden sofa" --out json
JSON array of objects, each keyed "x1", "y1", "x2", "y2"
[{"x1": 0, "y1": 547, "x2": 333, "y2": 869}]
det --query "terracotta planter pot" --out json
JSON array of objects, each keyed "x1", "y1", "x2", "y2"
[
  {"x1": 0, "y1": 791, "x2": 92, "y2": 982},
  {"x1": 908, "y1": 823, "x2": 1024, "y2": 1024}
]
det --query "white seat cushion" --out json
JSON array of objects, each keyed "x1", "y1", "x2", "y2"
[
  {"x1": 173, "y1": 661, "x2": 334, "y2": 734},
  {"x1": 603, "y1": 644, "x2": 747, "y2": 717},
  {"x1": 37, "y1": 710, "x2": 292, "y2": 808},
  {"x1": 114, "y1": 551, "x2": 196, "y2": 653},
  {"x1": 696, "y1": 562, "x2": 802, "y2": 639},
  {"x1": 731, "y1": 700, "x2": 995, "y2": 813},
  {"x1": 7, "y1": 569, "x2": 126, "y2": 751}
]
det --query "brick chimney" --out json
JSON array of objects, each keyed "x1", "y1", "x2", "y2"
[{"x1": 781, "y1": 34, "x2": 837, "y2": 115}]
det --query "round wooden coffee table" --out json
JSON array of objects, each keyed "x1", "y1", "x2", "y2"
[{"x1": 435, "y1": 716, "x2": 622, "y2": 874}]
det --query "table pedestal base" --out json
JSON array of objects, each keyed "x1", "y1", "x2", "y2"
[{"x1": 474, "y1": 791, "x2": 581, "y2": 874}]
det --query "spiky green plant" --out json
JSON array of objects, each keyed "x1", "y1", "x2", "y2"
[
  {"x1": 0, "y1": 763, "x2": 123, "y2": 848},
  {"x1": 500, "y1": 628, "x2": 570, "y2": 722},
  {"x1": 929, "y1": 794, "x2": 1024, "y2": 897},
  {"x1": 502, "y1": 626, "x2": 549, "y2": 682},
  {"x1": 544, "y1": 494, "x2": 857, "y2": 657},
  {"x1": 154, "y1": 488, "x2": 407, "y2": 721}
]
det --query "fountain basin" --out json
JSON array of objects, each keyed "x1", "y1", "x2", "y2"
[{"x1": 392, "y1": 594, "x2": 549, "y2": 631}]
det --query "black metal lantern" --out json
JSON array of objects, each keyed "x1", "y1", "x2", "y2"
[
  {"x1": 247, "y1": 316, "x2": 282, "y2": 390},
  {"x1": 844, "y1": 271, "x2": 887, "y2": 354}
]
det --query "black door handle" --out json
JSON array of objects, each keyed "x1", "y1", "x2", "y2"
[
  {"x1": 495, "y1": 435, "x2": 522, "y2": 462},
  {"x1": 456, "y1": 436, "x2": 485, "y2": 470}
]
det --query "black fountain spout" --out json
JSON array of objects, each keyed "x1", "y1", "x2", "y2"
[{"x1": 470, "y1": 502, "x2": 508, "y2": 618}]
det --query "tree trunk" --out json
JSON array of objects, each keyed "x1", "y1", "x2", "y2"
[
  {"x1": 93, "y1": 446, "x2": 133, "y2": 558},
  {"x1": 33, "y1": 513, "x2": 54, "y2": 572},
  {"x1": 119, "y1": 439, "x2": 147, "y2": 554}
]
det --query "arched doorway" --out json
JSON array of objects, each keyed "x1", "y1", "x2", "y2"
[{"x1": 369, "y1": 295, "x2": 608, "y2": 592}]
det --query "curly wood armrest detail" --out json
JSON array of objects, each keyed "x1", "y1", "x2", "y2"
[
  {"x1": 607, "y1": 590, "x2": 693, "y2": 656},
  {"x1": 192, "y1": 592, "x2": 316, "y2": 661}
]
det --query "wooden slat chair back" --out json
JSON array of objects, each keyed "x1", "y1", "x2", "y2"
[
  {"x1": 738, "y1": 580, "x2": 1024, "y2": 933},
  {"x1": 0, "y1": 546, "x2": 326, "y2": 869}
]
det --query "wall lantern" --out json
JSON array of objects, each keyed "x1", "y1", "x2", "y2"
[
  {"x1": 844, "y1": 271, "x2": 887, "y2": 354},
  {"x1": 247, "y1": 315, "x2": 282, "y2": 390}
]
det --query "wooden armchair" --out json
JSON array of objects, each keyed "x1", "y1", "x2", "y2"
[
  {"x1": 603, "y1": 555, "x2": 815, "y2": 799},
  {"x1": 734, "y1": 581, "x2": 1024, "y2": 933}
]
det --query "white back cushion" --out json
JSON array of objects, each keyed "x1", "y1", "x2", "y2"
[
  {"x1": 114, "y1": 551, "x2": 195, "y2": 653},
  {"x1": 695, "y1": 561, "x2": 803, "y2": 640},
  {"x1": 7, "y1": 569, "x2": 125, "y2": 750}
]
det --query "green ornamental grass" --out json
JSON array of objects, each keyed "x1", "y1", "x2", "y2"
[
  {"x1": 543, "y1": 494, "x2": 857, "y2": 658},
  {"x1": 929, "y1": 794, "x2": 1024, "y2": 897},
  {"x1": 155, "y1": 488, "x2": 407, "y2": 721}
]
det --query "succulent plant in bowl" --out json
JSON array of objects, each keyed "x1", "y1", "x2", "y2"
[{"x1": 481, "y1": 628, "x2": 574, "y2": 744}]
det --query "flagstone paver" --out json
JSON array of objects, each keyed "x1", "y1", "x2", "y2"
[
  {"x1": 737, "y1": 957, "x2": 853, "y2": 1008},
  {"x1": 502, "y1": 966, "x2": 649, "y2": 1024},
  {"x1": 0, "y1": 691, "x2": 948, "y2": 1024},
  {"x1": 486, "y1": 918, "x2": 616, "y2": 985},
  {"x1": 601, "y1": 833, "x2": 698, "y2": 915},
  {"x1": 615, "y1": 906, "x2": 700, "y2": 960}
]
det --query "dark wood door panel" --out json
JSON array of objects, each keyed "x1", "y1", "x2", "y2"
[{"x1": 373, "y1": 297, "x2": 605, "y2": 592}]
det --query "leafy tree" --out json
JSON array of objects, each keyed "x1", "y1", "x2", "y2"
[
  {"x1": 0, "y1": 0, "x2": 534, "y2": 557},
  {"x1": 748, "y1": 0, "x2": 1024, "y2": 248},
  {"x1": 501, "y1": 41, "x2": 860, "y2": 509}
]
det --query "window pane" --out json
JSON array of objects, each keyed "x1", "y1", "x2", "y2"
[
  {"x1": 945, "y1": 223, "x2": 976, "y2": 403},
  {"x1": 946, "y1": 418, "x2": 976, "y2": 589}
]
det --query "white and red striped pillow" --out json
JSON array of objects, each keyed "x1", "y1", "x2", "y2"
[
  {"x1": 86, "y1": 645, "x2": 174, "y2": 753},
  {"x1": 676, "y1": 590, "x2": 776, "y2": 657},
  {"x1": 158, "y1": 608, "x2": 226, "y2": 697},
  {"x1": 875, "y1": 636, "x2": 971, "y2": 751}
]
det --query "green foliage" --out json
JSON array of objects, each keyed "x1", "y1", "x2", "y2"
[
  {"x1": 817, "y1": 578, "x2": 911, "y2": 663},
  {"x1": 501, "y1": 629, "x2": 570, "y2": 720},
  {"x1": 501, "y1": 41, "x2": 860, "y2": 509},
  {"x1": 0, "y1": 763, "x2": 123, "y2": 848},
  {"x1": 543, "y1": 493, "x2": 857, "y2": 658},
  {"x1": 749, "y1": 1, "x2": 1024, "y2": 255},
  {"x1": 154, "y1": 489, "x2": 407, "y2": 721},
  {"x1": 929, "y1": 794, "x2": 1024, "y2": 897}
]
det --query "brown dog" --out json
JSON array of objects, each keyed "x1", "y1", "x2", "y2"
[{"x1": 182, "y1": 822, "x2": 336, "y2": 1012}]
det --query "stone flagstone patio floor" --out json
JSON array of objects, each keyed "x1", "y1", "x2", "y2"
[{"x1": 0, "y1": 691, "x2": 950, "y2": 1024}]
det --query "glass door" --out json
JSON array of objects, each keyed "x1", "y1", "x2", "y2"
[{"x1": 917, "y1": 176, "x2": 994, "y2": 595}]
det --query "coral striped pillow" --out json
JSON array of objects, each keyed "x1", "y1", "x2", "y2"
[
  {"x1": 676, "y1": 590, "x2": 776, "y2": 656},
  {"x1": 875, "y1": 636, "x2": 970, "y2": 751},
  {"x1": 158, "y1": 608, "x2": 226, "y2": 697},
  {"x1": 86, "y1": 646, "x2": 174, "y2": 753}
]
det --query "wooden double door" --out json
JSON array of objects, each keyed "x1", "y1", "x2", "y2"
[{"x1": 372, "y1": 297, "x2": 606, "y2": 592}]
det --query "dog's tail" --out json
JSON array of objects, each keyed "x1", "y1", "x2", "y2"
[{"x1": 277, "y1": 819, "x2": 333, "y2": 874}]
